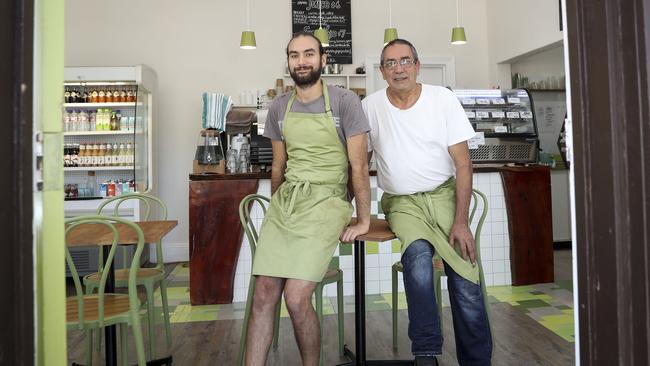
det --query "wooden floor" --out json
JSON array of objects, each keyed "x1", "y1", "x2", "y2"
[{"x1": 67, "y1": 250, "x2": 576, "y2": 365}]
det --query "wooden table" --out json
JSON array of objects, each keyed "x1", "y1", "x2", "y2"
[
  {"x1": 338, "y1": 218, "x2": 413, "y2": 365},
  {"x1": 66, "y1": 220, "x2": 178, "y2": 366}
]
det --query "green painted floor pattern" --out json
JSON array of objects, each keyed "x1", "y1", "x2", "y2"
[{"x1": 153, "y1": 263, "x2": 574, "y2": 343}]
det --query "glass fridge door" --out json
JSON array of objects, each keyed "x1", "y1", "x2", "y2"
[{"x1": 134, "y1": 85, "x2": 151, "y2": 192}]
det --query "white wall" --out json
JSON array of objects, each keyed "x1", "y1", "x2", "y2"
[
  {"x1": 65, "y1": 0, "x2": 491, "y2": 259},
  {"x1": 486, "y1": 0, "x2": 563, "y2": 87},
  {"x1": 511, "y1": 44, "x2": 565, "y2": 84}
]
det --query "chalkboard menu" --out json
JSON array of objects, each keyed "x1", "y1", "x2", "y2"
[{"x1": 292, "y1": 0, "x2": 352, "y2": 64}]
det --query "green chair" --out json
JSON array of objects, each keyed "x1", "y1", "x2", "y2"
[
  {"x1": 390, "y1": 188, "x2": 491, "y2": 351},
  {"x1": 83, "y1": 193, "x2": 172, "y2": 359},
  {"x1": 236, "y1": 194, "x2": 345, "y2": 366},
  {"x1": 65, "y1": 215, "x2": 147, "y2": 366}
]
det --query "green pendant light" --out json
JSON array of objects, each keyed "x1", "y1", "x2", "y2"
[
  {"x1": 451, "y1": 0, "x2": 467, "y2": 45},
  {"x1": 384, "y1": 0, "x2": 398, "y2": 45},
  {"x1": 240, "y1": 0, "x2": 256, "y2": 49},
  {"x1": 314, "y1": 0, "x2": 329, "y2": 46},
  {"x1": 384, "y1": 28, "x2": 398, "y2": 45}
]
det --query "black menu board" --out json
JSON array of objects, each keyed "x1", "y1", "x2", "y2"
[{"x1": 292, "y1": 0, "x2": 352, "y2": 64}]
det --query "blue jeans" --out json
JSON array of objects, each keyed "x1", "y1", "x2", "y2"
[{"x1": 401, "y1": 239, "x2": 492, "y2": 366}]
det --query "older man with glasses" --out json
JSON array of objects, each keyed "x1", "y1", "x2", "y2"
[{"x1": 361, "y1": 39, "x2": 492, "y2": 366}]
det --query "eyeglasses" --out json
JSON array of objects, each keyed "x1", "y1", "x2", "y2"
[{"x1": 382, "y1": 58, "x2": 416, "y2": 70}]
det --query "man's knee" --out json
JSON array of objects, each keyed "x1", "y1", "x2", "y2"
[
  {"x1": 283, "y1": 282, "x2": 316, "y2": 315},
  {"x1": 252, "y1": 276, "x2": 283, "y2": 310}
]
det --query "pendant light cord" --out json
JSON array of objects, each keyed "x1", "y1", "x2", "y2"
[
  {"x1": 456, "y1": 0, "x2": 459, "y2": 26},
  {"x1": 246, "y1": 0, "x2": 250, "y2": 30},
  {"x1": 389, "y1": 0, "x2": 393, "y2": 28},
  {"x1": 319, "y1": 0, "x2": 322, "y2": 28}
]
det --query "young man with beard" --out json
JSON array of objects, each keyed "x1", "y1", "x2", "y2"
[
  {"x1": 362, "y1": 39, "x2": 492, "y2": 366},
  {"x1": 244, "y1": 32, "x2": 371, "y2": 366}
]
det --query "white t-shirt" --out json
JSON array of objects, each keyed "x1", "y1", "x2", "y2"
[{"x1": 362, "y1": 84, "x2": 476, "y2": 195}]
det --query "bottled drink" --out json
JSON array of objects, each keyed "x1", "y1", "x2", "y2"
[
  {"x1": 71, "y1": 144, "x2": 79, "y2": 167},
  {"x1": 118, "y1": 143, "x2": 126, "y2": 166},
  {"x1": 91, "y1": 89, "x2": 99, "y2": 103},
  {"x1": 90, "y1": 143, "x2": 99, "y2": 167},
  {"x1": 63, "y1": 110, "x2": 71, "y2": 132},
  {"x1": 69, "y1": 110, "x2": 79, "y2": 132},
  {"x1": 79, "y1": 110, "x2": 89, "y2": 131},
  {"x1": 78, "y1": 144, "x2": 86, "y2": 167},
  {"x1": 105, "y1": 143, "x2": 113, "y2": 166},
  {"x1": 86, "y1": 171, "x2": 97, "y2": 196},
  {"x1": 98, "y1": 90, "x2": 106, "y2": 103},
  {"x1": 112, "y1": 143, "x2": 119, "y2": 167},
  {"x1": 110, "y1": 112, "x2": 118, "y2": 131},
  {"x1": 125, "y1": 142, "x2": 134, "y2": 166},
  {"x1": 89, "y1": 111, "x2": 96, "y2": 131},
  {"x1": 106, "y1": 90, "x2": 113, "y2": 103},
  {"x1": 63, "y1": 144, "x2": 70, "y2": 167},
  {"x1": 97, "y1": 143, "x2": 106, "y2": 166},
  {"x1": 103, "y1": 109, "x2": 112, "y2": 131}
]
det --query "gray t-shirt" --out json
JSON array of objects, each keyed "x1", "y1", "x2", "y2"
[{"x1": 263, "y1": 85, "x2": 370, "y2": 146}]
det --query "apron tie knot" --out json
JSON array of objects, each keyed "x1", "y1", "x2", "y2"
[{"x1": 285, "y1": 181, "x2": 311, "y2": 216}]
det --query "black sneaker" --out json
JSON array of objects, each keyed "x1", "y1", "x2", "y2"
[{"x1": 414, "y1": 355, "x2": 439, "y2": 366}]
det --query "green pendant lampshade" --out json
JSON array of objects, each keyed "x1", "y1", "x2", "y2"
[
  {"x1": 240, "y1": 31, "x2": 257, "y2": 49},
  {"x1": 384, "y1": 27, "x2": 398, "y2": 45},
  {"x1": 314, "y1": 27, "x2": 329, "y2": 47},
  {"x1": 451, "y1": 27, "x2": 467, "y2": 45}
]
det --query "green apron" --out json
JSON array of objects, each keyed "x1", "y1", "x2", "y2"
[
  {"x1": 381, "y1": 178, "x2": 479, "y2": 284},
  {"x1": 252, "y1": 82, "x2": 353, "y2": 282}
]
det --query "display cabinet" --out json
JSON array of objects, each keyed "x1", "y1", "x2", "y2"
[
  {"x1": 63, "y1": 65, "x2": 157, "y2": 275},
  {"x1": 453, "y1": 89, "x2": 539, "y2": 164}
]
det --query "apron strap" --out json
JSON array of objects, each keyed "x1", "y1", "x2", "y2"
[{"x1": 281, "y1": 80, "x2": 331, "y2": 137}]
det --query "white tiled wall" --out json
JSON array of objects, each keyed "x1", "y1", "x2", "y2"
[{"x1": 232, "y1": 173, "x2": 511, "y2": 303}]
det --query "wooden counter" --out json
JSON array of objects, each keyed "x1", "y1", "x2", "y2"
[
  {"x1": 189, "y1": 178, "x2": 259, "y2": 305},
  {"x1": 188, "y1": 164, "x2": 553, "y2": 305}
]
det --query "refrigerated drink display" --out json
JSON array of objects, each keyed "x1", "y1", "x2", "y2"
[{"x1": 63, "y1": 65, "x2": 157, "y2": 277}]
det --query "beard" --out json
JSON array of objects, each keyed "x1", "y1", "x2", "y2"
[{"x1": 289, "y1": 62, "x2": 323, "y2": 88}]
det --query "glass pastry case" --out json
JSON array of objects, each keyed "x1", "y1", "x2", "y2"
[{"x1": 453, "y1": 89, "x2": 539, "y2": 164}]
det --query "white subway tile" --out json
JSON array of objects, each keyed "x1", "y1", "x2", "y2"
[
  {"x1": 493, "y1": 260, "x2": 506, "y2": 273},
  {"x1": 366, "y1": 267, "x2": 380, "y2": 281},
  {"x1": 365, "y1": 254, "x2": 379, "y2": 268},
  {"x1": 493, "y1": 272, "x2": 506, "y2": 286}
]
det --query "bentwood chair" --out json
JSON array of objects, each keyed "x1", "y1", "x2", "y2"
[
  {"x1": 66, "y1": 215, "x2": 147, "y2": 366},
  {"x1": 390, "y1": 188, "x2": 491, "y2": 351},
  {"x1": 83, "y1": 193, "x2": 172, "y2": 359},
  {"x1": 237, "y1": 194, "x2": 345, "y2": 366}
]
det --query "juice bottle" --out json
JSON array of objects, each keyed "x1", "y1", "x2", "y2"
[
  {"x1": 118, "y1": 143, "x2": 126, "y2": 166},
  {"x1": 126, "y1": 142, "x2": 134, "y2": 166},
  {"x1": 105, "y1": 143, "x2": 113, "y2": 166},
  {"x1": 78, "y1": 144, "x2": 86, "y2": 167},
  {"x1": 90, "y1": 143, "x2": 99, "y2": 167},
  {"x1": 97, "y1": 143, "x2": 106, "y2": 167},
  {"x1": 112, "y1": 143, "x2": 119, "y2": 167},
  {"x1": 110, "y1": 112, "x2": 118, "y2": 131}
]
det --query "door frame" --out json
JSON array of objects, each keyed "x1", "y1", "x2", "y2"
[
  {"x1": 567, "y1": 0, "x2": 650, "y2": 364},
  {"x1": 1, "y1": 0, "x2": 35, "y2": 364}
]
